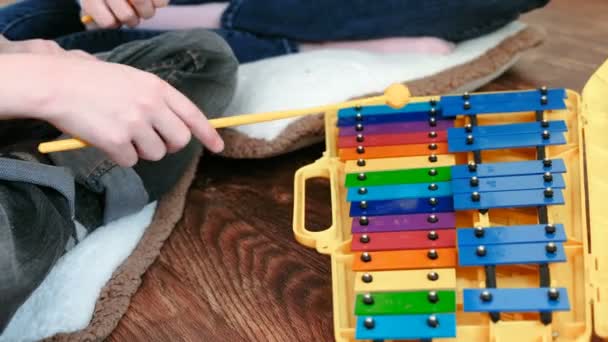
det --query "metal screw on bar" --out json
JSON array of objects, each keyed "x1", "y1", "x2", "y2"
[
  {"x1": 430, "y1": 99, "x2": 437, "y2": 106},
  {"x1": 474, "y1": 227, "x2": 485, "y2": 238},
  {"x1": 360, "y1": 234, "x2": 370, "y2": 243},
  {"x1": 427, "y1": 249, "x2": 439, "y2": 260},
  {"x1": 462, "y1": 92, "x2": 471, "y2": 100},
  {"x1": 355, "y1": 112, "x2": 363, "y2": 121},
  {"x1": 543, "y1": 158, "x2": 552, "y2": 167},
  {"x1": 429, "y1": 131, "x2": 438, "y2": 138},
  {"x1": 355, "y1": 123, "x2": 364, "y2": 131},
  {"x1": 480, "y1": 290, "x2": 493, "y2": 302},
  {"x1": 362, "y1": 273, "x2": 373, "y2": 283},
  {"x1": 465, "y1": 123, "x2": 473, "y2": 132},
  {"x1": 428, "y1": 183, "x2": 438, "y2": 191},
  {"x1": 356, "y1": 134, "x2": 364, "y2": 142},
  {"x1": 428, "y1": 231, "x2": 439, "y2": 241},
  {"x1": 361, "y1": 252, "x2": 372, "y2": 262},
  {"x1": 429, "y1": 117, "x2": 437, "y2": 127},
  {"x1": 470, "y1": 176, "x2": 479, "y2": 186},
  {"x1": 428, "y1": 143, "x2": 438, "y2": 150},
  {"x1": 471, "y1": 192, "x2": 481, "y2": 202},
  {"x1": 358, "y1": 187, "x2": 368, "y2": 195},
  {"x1": 358, "y1": 173, "x2": 366, "y2": 181},
  {"x1": 476, "y1": 245, "x2": 487, "y2": 257},
  {"x1": 546, "y1": 242, "x2": 557, "y2": 253},
  {"x1": 545, "y1": 224, "x2": 556, "y2": 234},
  {"x1": 540, "y1": 86, "x2": 548, "y2": 95},
  {"x1": 544, "y1": 172, "x2": 553, "y2": 182},
  {"x1": 548, "y1": 288, "x2": 560, "y2": 300},
  {"x1": 428, "y1": 197, "x2": 438, "y2": 206},
  {"x1": 359, "y1": 216, "x2": 369, "y2": 226},
  {"x1": 468, "y1": 161, "x2": 477, "y2": 171},
  {"x1": 359, "y1": 201, "x2": 368, "y2": 209},
  {"x1": 357, "y1": 145, "x2": 365, "y2": 154},
  {"x1": 429, "y1": 107, "x2": 437, "y2": 115},
  {"x1": 429, "y1": 154, "x2": 438, "y2": 162},
  {"x1": 428, "y1": 169, "x2": 438, "y2": 176},
  {"x1": 544, "y1": 187, "x2": 554, "y2": 198},
  {"x1": 427, "y1": 214, "x2": 439, "y2": 223},
  {"x1": 542, "y1": 130, "x2": 551, "y2": 140},
  {"x1": 428, "y1": 291, "x2": 439, "y2": 303},
  {"x1": 427, "y1": 315, "x2": 439, "y2": 328},
  {"x1": 364, "y1": 317, "x2": 375, "y2": 329},
  {"x1": 466, "y1": 135, "x2": 474, "y2": 145},
  {"x1": 357, "y1": 159, "x2": 366, "y2": 167},
  {"x1": 541, "y1": 95, "x2": 548, "y2": 105},
  {"x1": 427, "y1": 272, "x2": 439, "y2": 281},
  {"x1": 464, "y1": 101, "x2": 471, "y2": 110},
  {"x1": 363, "y1": 293, "x2": 374, "y2": 305},
  {"x1": 541, "y1": 119, "x2": 550, "y2": 128}
]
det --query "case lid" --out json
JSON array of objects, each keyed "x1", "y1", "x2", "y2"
[{"x1": 581, "y1": 58, "x2": 608, "y2": 338}]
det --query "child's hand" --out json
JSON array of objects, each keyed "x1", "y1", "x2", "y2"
[
  {"x1": 0, "y1": 37, "x2": 95, "y2": 60},
  {"x1": 81, "y1": 0, "x2": 169, "y2": 28},
  {"x1": 0, "y1": 54, "x2": 223, "y2": 167}
]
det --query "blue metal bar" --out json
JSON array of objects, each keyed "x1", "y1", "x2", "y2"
[
  {"x1": 347, "y1": 182, "x2": 452, "y2": 202},
  {"x1": 448, "y1": 120, "x2": 567, "y2": 138},
  {"x1": 439, "y1": 88, "x2": 567, "y2": 117},
  {"x1": 349, "y1": 197, "x2": 454, "y2": 217},
  {"x1": 463, "y1": 288, "x2": 570, "y2": 312},
  {"x1": 447, "y1": 131, "x2": 566, "y2": 153},
  {"x1": 458, "y1": 242, "x2": 566, "y2": 266},
  {"x1": 453, "y1": 188, "x2": 564, "y2": 210},
  {"x1": 451, "y1": 159, "x2": 566, "y2": 179},
  {"x1": 451, "y1": 174, "x2": 565, "y2": 194},
  {"x1": 355, "y1": 314, "x2": 457, "y2": 340},
  {"x1": 457, "y1": 224, "x2": 567, "y2": 246}
]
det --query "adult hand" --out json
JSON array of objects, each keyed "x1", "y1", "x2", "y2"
[
  {"x1": 0, "y1": 54, "x2": 223, "y2": 167},
  {"x1": 0, "y1": 37, "x2": 95, "y2": 60},
  {"x1": 80, "y1": 0, "x2": 170, "y2": 28}
]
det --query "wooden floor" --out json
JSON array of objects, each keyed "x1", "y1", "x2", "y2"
[{"x1": 110, "y1": 0, "x2": 608, "y2": 341}]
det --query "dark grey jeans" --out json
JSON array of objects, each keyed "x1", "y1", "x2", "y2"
[{"x1": 0, "y1": 28, "x2": 237, "y2": 333}]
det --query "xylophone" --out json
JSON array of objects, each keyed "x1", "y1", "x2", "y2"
[
  {"x1": 292, "y1": 62, "x2": 608, "y2": 341},
  {"x1": 35, "y1": 58, "x2": 608, "y2": 342}
]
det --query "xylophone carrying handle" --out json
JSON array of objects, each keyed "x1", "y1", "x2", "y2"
[{"x1": 293, "y1": 158, "x2": 342, "y2": 255}]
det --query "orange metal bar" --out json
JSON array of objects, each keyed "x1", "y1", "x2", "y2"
[
  {"x1": 352, "y1": 247, "x2": 457, "y2": 271},
  {"x1": 339, "y1": 143, "x2": 448, "y2": 161}
]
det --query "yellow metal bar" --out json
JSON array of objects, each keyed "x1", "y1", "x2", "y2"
[
  {"x1": 354, "y1": 269, "x2": 456, "y2": 293},
  {"x1": 344, "y1": 154, "x2": 456, "y2": 173}
]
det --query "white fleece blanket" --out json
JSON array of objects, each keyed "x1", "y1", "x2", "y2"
[{"x1": 0, "y1": 21, "x2": 526, "y2": 342}]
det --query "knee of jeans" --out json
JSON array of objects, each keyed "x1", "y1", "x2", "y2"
[
  {"x1": 0, "y1": 182, "x2": 72, "y2": 333},
  {"x1": 157, "y1": 29, "x2": 239, "y2": 117},
  {"x1": 156, "y1": 28, "x2": 239, "y2": 83},
  {"x1": 0, "y1": 0, "x2": 82, "y2": 40}
]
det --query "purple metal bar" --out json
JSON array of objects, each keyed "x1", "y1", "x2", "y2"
[{"x1": 351, "y1": 212, "x2": 456, "y2": 233}]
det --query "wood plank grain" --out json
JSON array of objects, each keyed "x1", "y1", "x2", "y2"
[{"x1": 110, "y1": 0, "x2": 608, "y2": 341}]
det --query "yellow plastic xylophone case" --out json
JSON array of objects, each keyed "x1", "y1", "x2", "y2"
[{"x1": 292, "y1": 59, "x2": 608, "y2": 342}]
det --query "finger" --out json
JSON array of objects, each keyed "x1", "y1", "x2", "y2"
[
  {"x1": 85, "y1": 0, "x2": 119, "y2": 28},
  {"x1": 151, "y1": 109, "x2": 192, "y2": 153},
  {"x1": 96, "y1": 134, "x2": 139, "y2": 167},
  {"x1": 130, "y1": 0, "x2": 155, "y2": 19},
  {"x1": 132, "y1": 127, "x2": 167, "y2": 161},
  {"x1": 25, "y1": 39, "x2": 64, "y2": 54},
  {"x1": 163, "y1": 85, "x2": 224, "y2": 153},
  {"x1": 107, "y1": 0, "x2": 139, "y2": 27},
  {"x1": 66, "y1": 49, "x2": 97, "y2": 60},
  {"x1": 42, "y1": 40, "x2": 65, "y2": 54},
  {"x1": 109, "y1": 143, "x2": 139, "y2": 167},
  {"x1": 151, "y1": 0, "x2": 169, "y2": 8}
]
